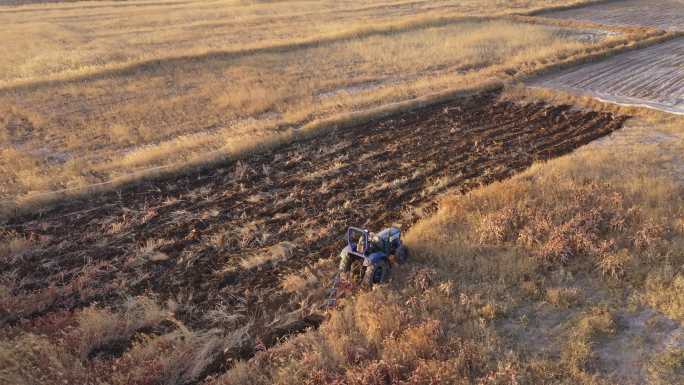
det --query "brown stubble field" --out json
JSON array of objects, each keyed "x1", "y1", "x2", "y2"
[{"x1": 2, "y1": 1, "x2": 684, "y2": 385}]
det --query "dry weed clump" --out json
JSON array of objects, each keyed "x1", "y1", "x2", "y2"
[
  {"x1": 596, "y1": 249, "x2": 633, "y2": 279},
  {"x1": 520, "y1": 280, "x2": 543, "y2": 299},
  {"x1": 647, "y1": 347, "x2": 684, "y2": 385},
  {"x1": 282, "y1": 269, "x2": 319, "y2": 294},
  {"x1": 476, "y1": 207, "x2": 525, "y2": 244},
  {"x1": 546, "y1": 286, "x2": 584, "y2": 308},
  {"x1": 641, "y1": 267, "x2": 684, "y2": 322},
  {"x1": 0, "y1": 258, "x2": 130, "y2": 328},
  {"x1": 69, "y1": 296, "x2": 169, "y2": 360},
  {"x1": 0, "y1": 285, "x2": 60, "y2": 326},
  {"x1": 0, "y1": 231, "x2": 34, "y2": 264},
  {"x1": 239, "y1": 241, "x2": 297, "y2": 270},
  {"x1": 561, "y1": 306, "x2": 615, "y2": 377},
  {"x1": 111, "y1": 330, "x2": 227, "y2": 385},
  {"x1": 1, "y1": 294, "x2": 243, "y2": 385},
  {"x1": 0, "y1": 333, "x2": 88, "y2": 385},
  {"x1": 213, "y1": 284, "x2": 491, "y2": 385}
]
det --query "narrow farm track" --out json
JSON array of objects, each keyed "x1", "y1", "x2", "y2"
[
  {"x1": 546, "y1": 0, "x2": 684, "y2": 31},
  {"x1": 533, "y1": 38, "x2": 684, "y2": 114},
  {"x1": 1, "y1": 92, "x2": 627, "y2": 364}
]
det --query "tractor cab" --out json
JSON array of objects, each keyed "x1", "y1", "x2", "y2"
[{"x1": 373, "y1": 227, "x2": 401, "y2": 254}]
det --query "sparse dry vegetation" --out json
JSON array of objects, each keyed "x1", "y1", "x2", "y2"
[{"x1": 1, "y1": 1, "x2": 683, "y2": 384}]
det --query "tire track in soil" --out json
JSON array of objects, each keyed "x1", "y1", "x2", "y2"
[{"x1": 1, "y1": 91, "x2": 628, "y2": 370}]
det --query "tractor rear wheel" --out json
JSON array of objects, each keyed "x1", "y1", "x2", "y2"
[
  {"x1": 364, "y1": 260, "x2": 390, "y2": 286},
  {"x1": 397, "y1": 245, "x2": 409, "y2": 264}
]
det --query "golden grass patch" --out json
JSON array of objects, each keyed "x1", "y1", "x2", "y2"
[
  {"x1": 0, "y1": 17, "x2": 643, "y2": 206},
  {"x1": 0, "y1": 0, "x2": 606, "y2": 85}
]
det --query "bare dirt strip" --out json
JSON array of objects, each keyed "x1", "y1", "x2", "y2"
[
  {"x1": 0, "y1": 92, "x2": 627, "y2": 362},
  {"x1": 545, "y1": 0, "x2": 684, "y2": 31},
  {"x1": 532, "y1": 37, "x2": 684, "y2": 114}
]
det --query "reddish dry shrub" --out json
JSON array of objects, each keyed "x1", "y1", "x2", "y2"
[
  {"x1": 633, "y1": 220, "x2": 668, "y2": 253},
  {"x1": 1, "y1": 259, "x2": 124, "y2": 328},
  {"x1": 473, "y1": 182, "x2": 645, "y2": 269},
  {"x1": 299, "y1": 369, "x2": 346, "y2": 385},
  {"x1": 477, "y1": 207, "x2": 525, "y2": 244},
  {"x1": 0, "y1": 285, "x2": 60, "y2": 325},
  {"x1": 345, "y1": 360, "x2": 401, "y2": 385},
  {"x1": 352, "y1": 291, "x2": 405, "y2": 351},
  {"x1": 69, "y1": 260, "x2": 120, "y2": 303},
  {"x1": 399, "y1": 358, "x2": 469, "y2": 385},
  {"x1": 111, "y1": 330, "x2": 225, "y2": 385},
  {"x1": 0, "y1": 231, "x2": 34, "y2": 264},
  {"x1": 15, "y1": 310, "x2": 79, "y2": 340},
  {"x1": 520, "y1": 280, "x2": 541, "y2": 299},
  {"x1": 536, "y1": 206, "x2": 617, "y2": 265},
  {"x1": 596, "y1": 249, "x2": 633, "y2": 279},
  {"x1": 537, "y1": 227, "x2": 576, "y2": 265},
  {"x1": 0, "y1": 333, "x2": 88, "y2": 385},
  {"x1": 66, "y1": 296, "x2": 168, "y2": 360},
  {"x1": 409, "y1": 267, "x2": 437, "y2": 292},
  {"x1": 545, "y1": 287, "x2": 583, "y2": 308},
  {"x1": 477, "y1": 362, "x2": 519, "y2": 385},
  {"x1": 444, "y1": 338, "x2": 488, "y2": 380}
]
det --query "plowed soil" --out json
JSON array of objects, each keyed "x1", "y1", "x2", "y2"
[
  {"x1": 533, "y1": 37, "x2": 684, "y2": 114},
  {"x1": 545, "y1": 0, "x2": 684, "y2": 31},
  {"x1": 1, "y1": 92, "x2": 627, "y2": 354}
]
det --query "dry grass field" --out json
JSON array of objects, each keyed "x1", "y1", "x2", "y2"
[
  {"x1": 0, "y1": 0, "x2": 659, "y2": 205},
  {"x1": 0, "y1": 0, "x2": 607, "y2": 85},
  {"x1": 0, "y1": 21, "x2": 615, "y2": 198},
  {"x1": 1, "y1": 1, "x2": 684, "y2": 385}
]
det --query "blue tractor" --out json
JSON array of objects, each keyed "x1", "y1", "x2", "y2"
[{"x1": 338, "y1": 226, "x2": 408, "y2": 286}]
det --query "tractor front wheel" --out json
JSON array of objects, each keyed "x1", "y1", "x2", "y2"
[
  {"x1": 364, "y1": 260, "x2": 390, "y2": 286},
  {"x1": 349, "y1": 259, "x2": 366, "y2": 285},
  {"x1": 339, "y1": 248, "x2": 352, "y2": 272}
]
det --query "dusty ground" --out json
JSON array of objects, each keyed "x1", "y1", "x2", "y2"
[{"x1": 0, "y1": 92, "x2": 627, "y2": 366}]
